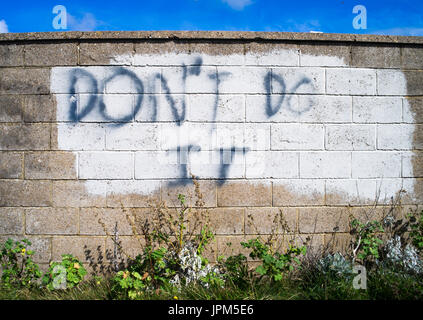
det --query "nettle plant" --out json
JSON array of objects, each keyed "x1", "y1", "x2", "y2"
[
  {"x1": 42, "y1": 254, "x2": 87, "y2": 290},
  {"x1": 241, "y1": 238, "x2": 306, "y2": 282},
  {"x1": 223, "y1": 209, "x2": 308, "y2": 283},
  {"x1": 350, "y1": 217, "x2": 384, "y2": 266},
  {"x1": 0, "y1": 238, "x2": 41, "y2": 288},
  {"x1": 348, "y1": 193, "x2": 423, "y2": 272},
  {"x1": 408, "y1": 210, "x2": 423, "y2": 252},
  {"x1": 108, "y1": 179, "x2": 223, "y2": 299}
]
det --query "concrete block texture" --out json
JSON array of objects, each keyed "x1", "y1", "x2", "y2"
[{"x1": 0, "y1": 33, "x2": 422, "y2": 268}]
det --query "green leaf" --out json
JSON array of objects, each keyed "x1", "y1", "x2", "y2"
[{"x1": 255, "y1": 265, "x2": 267, "y2": 275}]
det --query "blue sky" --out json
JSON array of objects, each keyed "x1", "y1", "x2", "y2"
[{"x1": 1, "y1": 0, "x2": 422, "y2": 35}]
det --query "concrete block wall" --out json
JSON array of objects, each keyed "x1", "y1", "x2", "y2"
[{"x1": 0, "y1": 31, "x2": 422, "y2": 272}]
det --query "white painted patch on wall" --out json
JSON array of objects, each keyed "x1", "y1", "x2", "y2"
[{"x1": 51, "y1": 50, "x2": 416, "y2": 202}]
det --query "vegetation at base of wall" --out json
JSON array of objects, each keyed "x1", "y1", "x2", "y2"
[
  {"x1": 0, "y1": 238, "x2": 41, "y2": 289},
  {"x1": 1, "y1": 187, "x2": 423, "y2": 300},
  {"x1": 42, "y1": 254, "x2": 87, "y2": 290}
]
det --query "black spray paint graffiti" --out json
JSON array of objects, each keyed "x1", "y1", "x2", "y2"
[
  {"x1": 65, "y1": 60, "x2": 315, "y2": 185},
  {"x1": 217, "y1": 147, "x2": 250, "y2": 186},
  {"x1": 264, "y1": 71, "x2": 313, "y2": 117},
  {"x1": 168, "y1": 144, "x2": 201, "y2": 186}
]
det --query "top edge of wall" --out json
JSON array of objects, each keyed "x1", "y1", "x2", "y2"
[{"x1": 0, "y1": 30, "x2": 422, "y2": 45}]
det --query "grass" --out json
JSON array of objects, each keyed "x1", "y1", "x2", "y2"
[{"x1": 1, "y1": 267, "x2": 422, "y2": 300}]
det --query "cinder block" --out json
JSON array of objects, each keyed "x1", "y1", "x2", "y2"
[
  {"x1": 299, "y1": 44, "x2": 350, "y2": 67},
  {"x1": 50, "y1": 66, "x2": 106, "y2": 94},
  {"x1": 245, "y1": 207, "x2": 297, "y2": 234},
  {"x1": 272, "y1": 179, "x2": 325, "y2": 206},
  {"x1": 52, "y1": 180, "x2": 108, "y2": 208},
  {"x1": 0, "y1": 152, "x2": 22, "y2": 178},
  {"x1": 102, "y1": 67, "x2": 157, "y2": 94},
  {"x1": 0, "y1": 124, "x2": 50, "y2": 150},
  {"x1": 375, "y1": 178, "x2": 403, "y2": 203},
  {"x1": 0, "y1": 180, "x2": 52, "y2": 207},
  {"x1": 246, "y1": 151, "x2": 299, "y2": 178},
  {"x1": 347, "y1": 204, "x2": 392, "y2": 224},
  {"x1": 414, "y1": 125, "x2": 423, "y2": 150},
  {"x1": 54, "y1": 123, "x2": 105, "y2": 151},
  {"x1": 52, "y1": 236, "x2": 105, "y2": 263},
  {"x1": 323, "y1": 233, "x2": 351, "y2": 254},
  {"x1": 80, "y1": 42, "x2": 134, "y2": 65},
  {"x1": 205, "y1": 208, "x2": 245, "y2": 235},
  {"x1": 402, "y1": 151, "x2": 423, "y2": 177},
  {"x1": 78, "y1": 94, "x2": 134, "y2": 122},
  {"x1": 191, "y1": 42, "x2": 245, "y2": 66},
  {"x1": 54, "y1": 94, "x2": 80, "y2": 122},
  {"x1": 0, "y1": 236, "x2": 51, "y2": 263},
  {"x1": 353, "y1": 97, "x2": 402, "y2": 123},
  {"x1": 0, "y1": 68, "x2": 50, "y2": 94},
  {"x1": 25, "y1": 151, "x2": 77, "y2": 179},
  {"x1": 300, "y1": 151, "x2": 351, "y2": 178},
  {"x1": 0, "y1": 95, "x2": 22, "y2": 122},
  {"x1": 190, "y1": 150, "x2": 245, "y2": 179},
  {"x1": 128, "y1": 67, "x2": 161, "y2": 94},
  {"x1": 25, "y1": 43, "x2": 77, "y2": 66},
  {"x1": 325, "y1": 179, "x2": 377, "y2": 205},
  {"x1": 23, "y1": 95, "x2": 56, "y2": 122},
  {"x1": 298, "y1": 207, "x2": 350, "y2": 233},
  {"x1": 0, "y1": 208, "x2": 24, "y2": 234},
  {"x1": 106, "y1": 123, "x2": 159, "y2": 150},
  {"x1": 272, "y1": 67, "x2": 325, "y2": 94},
  {"x1": 105, "y1": 236, "x2": 146, "y2": 265},
  {"x1": 245, "y1": 42, "x2": 299, "y2": 66},
  {"x1": 401, "y1": 47, "x2": 423, "y2": 69},
  {"x1": 216, "y1": 66, "x2": 269, "y2": 94},
  {"x1": 326, "y1": 68, "x2": 376, "y2": 95},
  {"x1": 271, "y1": 123, "x2": 324, "y2": 150},
  {"x1": 244, "y1": 123, "x2": 270, "y2": 150},
  {"x1": 25, "y1": 208, "x2": 78, "y2": 235},
  {"x1": 297, "y1": 95, "x2": 352, "y2": 123},
  {"x1": 377, "y1": 124, "x2": 414, "y2": 150},
  {"x1": 402, "y1": 178, "x2": 423, "y2": 204},
  {"x1": 135, "y1": 94, "x2": 187, "y2": 122},
  {"x1": 135, "y1": 151, "x2": 182, "y2": 179},
  {"x1": 160, "y1": 122, "x2": 219, "y2": 151},
  {"x1": 188, "y1": 94, "x2": 245, "y2": 122},
  {"x1": 216, "y1": 235, "x2": 258, "y2": 261},
  {"x1": 292, "y1": 234, "x2": 324, "y2": 253},
  {"x1": 403, "y1": 71, "x2": 423, "y2": 96},
  {"x1": 0, "y1": 44, "x2": 24, "y2": 66},
  {"x1": 106, "y1": 180, "x2": 161, "y2": 207},
  {"x1": 79, "y1": 208, "x2": 134, "y2": 236},
  {"x1": 325, "y1": 124, "x2": 375, "y2": 150},
  {"x1": 377, "y1": 70, "x2": 407, "y2": 96},
  {"x1": 214, "y1": 123, "x2": 245, "y2": 150},
  {"x1": 78, "y1": 152, "x2": 133, "y2": 179},
  {"x1": 246, "y1": 95, "x2": 352, "y2": 123},
  {"x1": 162, "y1": 180, "x2": 216, "y2": 208},
  {"x1": 351, "y1": 45, "x2": 400, "y2": 68},
  {"x1": 352, "y1": 152, "x2": 401, "y2": 178},
  {"x1": 217, "y1": 180, "x2": 271, "y2": 207},
  {"x1": 134, "y1": 41, "x2": 191, "y2": 66},
  {"x1": 161, "y1": 66, "x2": 217, "y2": 94},
  {"x1": 403, "y1": 97, "x2": 423, "y2": 123}
]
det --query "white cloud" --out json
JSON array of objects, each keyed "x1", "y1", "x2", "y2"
[
  {"x1": 289, "y1": 19, "x2": 321, "y2": 32},
  {"x1": 222, "y1": 0, "x2": 253, "y2": 10},
  {"x1": 266, "y1": 20, "x2": 322, "y2": 33},
  {"x1": 0, "y1": 19, "x2": 9, "y2": 33},
  {"x1": 67, "y1": 13, "x2": 102, "y2": 31},
  {"x1": 372, "y1": 27, "x2": 423, "y2": 36}
]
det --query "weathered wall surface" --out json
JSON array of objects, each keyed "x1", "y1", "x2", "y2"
[{"x1": 0, "y1": 31, "x2": 422, "y2": 272}]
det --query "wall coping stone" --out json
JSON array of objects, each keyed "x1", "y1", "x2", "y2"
[{"x1": 0, "y1": 31, "x2": 422, "y2": 45}]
